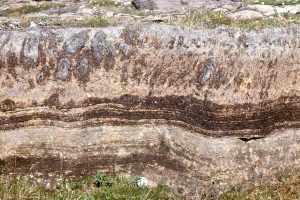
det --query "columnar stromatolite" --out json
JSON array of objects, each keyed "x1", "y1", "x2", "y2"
[{"x1": 0, "y1": 24, "x2": 300, "y2": 196}]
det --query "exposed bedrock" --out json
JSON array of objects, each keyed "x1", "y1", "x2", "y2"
[{"x1": 0, "y1": 24, "x2": 300, "y2": 196}]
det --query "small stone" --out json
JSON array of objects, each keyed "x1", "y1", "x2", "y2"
[
  {"x1": 30, "y1": 21, "x2": 37, "y2": 28},
  {"x1": 245, "y1": 5, "x2": 275, "y2": 16},
  {"x1": 227, "y1": 10, "x2": 263, "y2": 20},
  {"x1": 137, "y1": 177, "x2": 148, "y2": 187}
]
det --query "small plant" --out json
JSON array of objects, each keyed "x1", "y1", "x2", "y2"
[
  {"x1": 93, "y1": 172, "x2": 105, "y2": 187},
  {"x1": 104, "y1": 176, "x2": 114, "y2": 187},
  {"x1": 92, "y1": 172, "x2": 114, "y2": 187}
]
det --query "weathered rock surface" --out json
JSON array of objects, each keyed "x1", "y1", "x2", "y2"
[{"x1": 1, "y1": 24, "x2": 300, "y2": 196}]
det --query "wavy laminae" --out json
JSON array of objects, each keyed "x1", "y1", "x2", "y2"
[{"x1": 0, "y1": 95, "x2": 300, "y2": 137}]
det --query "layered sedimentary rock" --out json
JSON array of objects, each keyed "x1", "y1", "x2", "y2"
[{"x1": 1, "y1": 24, "x2": 300, "y2": 196}]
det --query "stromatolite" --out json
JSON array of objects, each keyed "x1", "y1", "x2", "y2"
[{"x1": 0, "y1": 24, "x2": 300, "y2": 196}]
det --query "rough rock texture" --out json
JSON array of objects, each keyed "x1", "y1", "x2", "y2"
[{"x1": 1, "y1": 24, "x2": 300, "y2": 196}]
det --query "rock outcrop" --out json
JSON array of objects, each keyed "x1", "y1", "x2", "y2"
[{"x1": 1, "y1": 24, "x2": 300, "y2": 196}]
